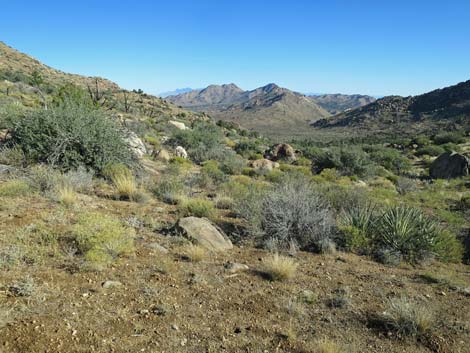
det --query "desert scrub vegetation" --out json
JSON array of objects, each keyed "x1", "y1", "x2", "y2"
[
  {"x1": 179, "y1": 198, "x2": 215, "y2": 218},
  {"x1": 258, "y1": 176, "x2": 336, "y2": 251},
  {"x1": 9, "y1": 100, "x2": 136, "y2": 172},
  {"x1": 104, "y1": 163, "x2": 147, "y2": 202},
  {"x1": 339, "y1": 203, "x2": 463, "y2": 264},
  {"x1": 71, "y1": 212, "x2": 135, "y2": 270},
  {"x1": 182, "y1": 244, "x2": 207, "y2": 262},
  {"x1": 376, "y1": 297, "x2": 435, "y2": 338},
  {"x1": 55, "y1": 183, "x2": 77, "y2": 206},
  {"x1": 373, "y1": 206, "x2": 463, "y2": 263},
  {"x1": 0, "y1": 179, "x2": 32, "y2": 197},
  {"x1": 311, "y1": 146, "x2": 371, "y2": 177},
  {"x1": 263, "y1": 253, "x2": 298, "y2": 281}
]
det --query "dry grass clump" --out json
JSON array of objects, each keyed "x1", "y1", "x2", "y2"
[
  {"x1": 263, "y1": 253, "x2": 298, "y2": 281},
  {"x1": 179, "y1": 198, "x2": 215, "y2": 218},
  {"x1": 106, "y1": 164, "x2": 147, "y2": 202},
  {"x1": 379, "y1": 297, "x2": 435, "y2": 337},
  {"x1": 183, "y1": 244, "x2": 207, "y2": 262},
  {"x1": 55, "y1": 184, "x2": 77, "y2": 206},
  {"x1": 314, "y1": 339, "x2": 343, "y2": 353}
]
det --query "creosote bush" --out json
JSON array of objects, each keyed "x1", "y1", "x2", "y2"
[
  {"x1": 10, "y1": 101, "x2": 135, "y2": 173},
  {"x1": 71, "y1": 212, "x2": 135, "y2": 270}
]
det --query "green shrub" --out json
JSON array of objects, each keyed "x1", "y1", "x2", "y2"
[
  {"x1": 219, "y1": 152, "x2": 246, "y2": 175},
  {"x1": 234, "y1": 139, "x2": 265, "y2": 159},
  {"x1": 433, "y1": 132, "x2": 465, "y2": 145},
  {"x1": 179, "y1": 198, "x2": 215, "y2": 218},
  {"x1": 373, "y1": 206, "x2": 462, "y2": 263},
  {"x1": 363, "y1": 145, "x2": 411, "y2": 174},
  {"x1": 153, "y1": 175, "x2": 185, "y2": 204},
  {"x1": 72, "y1": 212, "x2": 135, "y2": 270},
  {"x1": 311, "y1": 147, "x2": 371, "y2": 177},
  {"x1": 201, "y1": 160, "x2": 226, "y2": 184},
  {"x1": 10, "y1": 101, "x2": 135, "y2": 173},
  {"x1": 0, "y1": 179, "x2": 32, "y2": 197},
  {"x1": 338, "y1": 202, "x2": 376, "y2": 253},
  {"x1": 0, "y1": 146, "x2": 25, "y2": 167},
  {"x1": 415, "y1": 145, "x2": 445, "y2": 157}
]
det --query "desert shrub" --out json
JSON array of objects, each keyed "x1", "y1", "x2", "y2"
[
  {"x1": 338, "y1": 202, "x2": 376, "y2": 253},
  {"x1": 10, "y1": 101, "x2": 135, "y2": 172},
  {"x1": 373, "y1": 206, "x2": 462, "y2": 263},
  {"x1": 0, "y1": 179, "x2": 32, "y2": 197},
  {"x1": 71, "y1": 212, "x2": 135, "y2": 270},
  {"x1": 263, "y1": 253, "x2": 298, "y2": 281},
  {"x1": 219, "y1": 152, "x2": 246, "y2": 175},
  {"x1": 201, "y1": 160, "x2": 226, "y2": 184},
  {"x1": 415, "y1": 145, "x2": 445, "y2": 157},
  {"x1": 411, "y1": 135, "x2": 431, "y2": 147},
  {"x1": 264, "y1": 169, "x2": 284, "y2": 183},
  {"x1": 9, "y1": 276, "x2": 36, "y2": 297},
  {"x1": 153, "y1": 175, "x2": 185, "y2": 204},
  {"x1": 311, "y1": 147, "x2": 371, "y2": 177},
  {"x1": 234, "y1": 139, "x2": 265, "y2": 159},
  {"x1": 27, "y1": 165, "x2": 62, "y2": 193},
  {"x1": 378, "y1": 297, "x2": 435, "y2": 337},
  {"x1": 63, "y1": 166, "x2": 94, "y2": 193},
  {"x1": 259, "y1": 176, "x2": 335, "y2": 251},
  {"x1": 395, "y1": 177, "x2": 418, "y2": 195},
  {"x1": 213, "y1": 194, "x2": 234, "y2": 209},
  {"x1": 179, "y1": 198, "x2": 215, "y2": 218},
  {"x1": 433, "y1": 132, "x2": 465, "y2": 145},
  {"x1": 363, "y1": 145, "x2": 411, "y2": 174},
  {"x1": 0, "y1": 145, "x2": 25, "y2": 167}
]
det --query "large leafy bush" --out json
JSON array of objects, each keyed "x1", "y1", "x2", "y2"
[{"x1": 10, "y1": 102, "x2": 135, "y2": 173}]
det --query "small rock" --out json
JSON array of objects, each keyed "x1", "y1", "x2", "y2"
[
  {"x1": 224, "y1": 262, "x2": 249, "y2": 274},
  {"x1": 171, "y1": 324, "x2": 179, "y2": 331},
  {"x1": 102, "y1": 280, "x2": 122, "y2": 289}
]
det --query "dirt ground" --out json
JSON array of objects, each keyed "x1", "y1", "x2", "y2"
[{"x1": 0, "y1": 194, "x2": 469, "y2": 353}]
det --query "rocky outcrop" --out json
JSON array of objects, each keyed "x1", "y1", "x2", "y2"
[
  {"x1": 175, "y1": 217, "x2": 233, "y2": 252},
  {"x1": 250, "y1": 159, "x2": 280, "y2": 174},
  {"x1": 154, "y1": 149, "x2": 171, "y2": 162},
  {"x1": 123, "y1": 131, "x2": 147, "y2": 158},
  {"x1": 169, "y1": 121, "x2": 188, "y2": 130},
  {"x1": 265, "y1": 143, "x2": 296, "y2": 162},
  {"x1": 430, "y1": 152, "x2": 469, "y2": 179}
]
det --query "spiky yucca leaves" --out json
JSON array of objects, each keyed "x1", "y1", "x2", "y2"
[{"x1": 374, "y1": 206, "x2": 462, "y2": 263}]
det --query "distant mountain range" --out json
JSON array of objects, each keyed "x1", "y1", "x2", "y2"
[
  {"x1": 166, "y1": 83, "x2": 375, "y2": 137},
  {"x1": 313, "y1": 80, "x2": 470, "y2": 136},
  {"x1": 158, "y1": 87, "x2": 195, "y2": 98}
]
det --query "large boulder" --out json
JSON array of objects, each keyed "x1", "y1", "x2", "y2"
[
  {"x1": 250, "y1": 159, "x2": 280, "y2": 174},
  {"x1": 175, "y1": 217, "x2": 233, "y2": 252},
  {"x1": 265, "y1": 143, "x2": 297, "y2": 162},
  {"x1": 123, "y1": 131, "x2": 147, "y2": 158},
  {"x1": 169, "y1": 120, "x2": 188, "y2": 130},
  {"x1": 430, "y1": 152, "x2": 469, "y2": 179}
]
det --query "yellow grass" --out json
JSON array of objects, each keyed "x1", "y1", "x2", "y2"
[{"x1": 263, "y1": 253, "x2": 298, "y2": 281}]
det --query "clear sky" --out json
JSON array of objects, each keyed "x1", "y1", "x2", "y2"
[{"x1": 1, "y1": 0, "x2": 469, "y2": 96}]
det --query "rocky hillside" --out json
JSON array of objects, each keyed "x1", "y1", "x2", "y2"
[
  {"x1": 0, "y1": 41, "x2": 195, "y2": 121},
  {"x1": 309, "y1": 93, "x2": 376, "y2": 115},
  {"x1": 168, "y1": 83, "x2": 330, "y2": 138},
  {"x1": 313, "y1": 80, "x2": 470, "y2": 136}
]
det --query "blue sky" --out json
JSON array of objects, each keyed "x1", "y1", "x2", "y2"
[{"x1": 1, "y1": 0, "x2": 469, "y2": 96}]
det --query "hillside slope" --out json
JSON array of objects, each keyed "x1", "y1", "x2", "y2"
[
  {"x1": 313, "y1": 80, "x2": 470, "y2": 137},
  {"x1": 309, "y1": 93, "x2": 376, "y2": 114},
  {"x1": 0, "y1": 41, "x2": 195, "y2": 121}
]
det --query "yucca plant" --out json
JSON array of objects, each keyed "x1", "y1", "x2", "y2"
[
  {"x1": 338, "y1": 202, "x2": 377, "y2": 253},
  {"x1": 373, "y1": 206, "x2": 461, "y2": 263}
]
